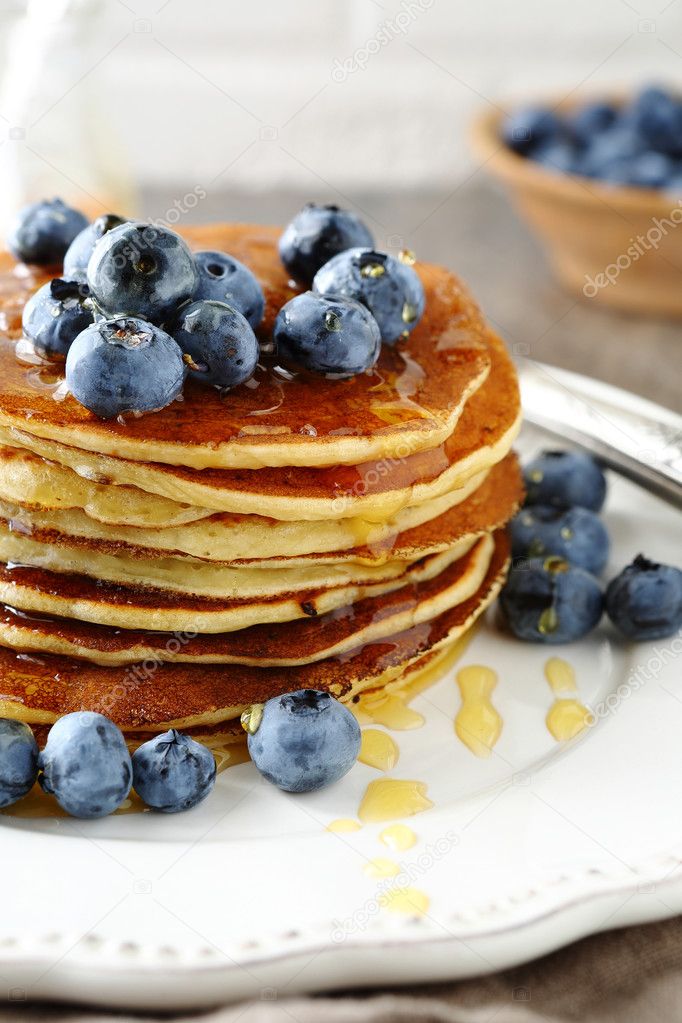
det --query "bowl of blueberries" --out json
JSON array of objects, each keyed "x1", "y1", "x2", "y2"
[{"x1": 472, "y1": 84, "x2": 682, "y2": 315}]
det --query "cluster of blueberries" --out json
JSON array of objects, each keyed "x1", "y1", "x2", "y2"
[
  {"x1": 502, "y1": 85, "x2": 682, "y2": 190},
  {"x1": 500, "y1": 450, "x2": 682, "y2": 644},
  {"x1": 10, "y1": 199, "x2": 425, "y2": 419},
  {"x1": 0, "y1": 689, "x2": 360, "y2": 818}
]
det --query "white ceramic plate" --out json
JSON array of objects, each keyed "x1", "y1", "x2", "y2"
[{"x1": 1, "y1": 422, "x2": 681, "y2": 1012}]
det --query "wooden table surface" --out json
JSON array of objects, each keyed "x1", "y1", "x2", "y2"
[{"x1": 163, "y1": 182, "x2": 682, "y2": 413}]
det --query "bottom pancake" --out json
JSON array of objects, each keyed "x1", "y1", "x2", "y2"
[{"x1": 0, "y1": 530, "x2": 509, "y2": 731}]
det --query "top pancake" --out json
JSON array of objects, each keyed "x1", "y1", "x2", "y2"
[
  {"x1": 0, "y1": 328, "x2": 520, "y2": 522},
  {"x1": 0, "y1": 224, "x2": 492, "y2": 469}
]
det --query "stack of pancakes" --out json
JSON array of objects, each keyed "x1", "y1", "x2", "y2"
[{"x1": 0, "y1": 224, "x2": 522, "y2": 757}]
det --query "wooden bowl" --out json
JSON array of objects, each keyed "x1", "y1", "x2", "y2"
[{"x1": 472, "y1": 106, "x2": 682, "y2": 316}]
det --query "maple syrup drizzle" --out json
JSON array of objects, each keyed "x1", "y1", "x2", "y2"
[
  {"x1": 454, "y1": 665, "x2": 502, "y2": 758},
  {"x1": 544, "y1": 657, "x2": 591, "y2": 742}
]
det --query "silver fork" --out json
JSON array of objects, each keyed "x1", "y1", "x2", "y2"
[{"x1": 516, "y1": 360, "x2": 682, "y2": 509}]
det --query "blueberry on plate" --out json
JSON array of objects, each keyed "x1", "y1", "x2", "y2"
[
  {"x1": 22, "y1": 276, "x2": 93, "y2": 358},
  {"x1": 273, "y1": 291, "x2": 381, "y2": 377},
  {"x1": 279, "y1": 203, "x2": 374, "y2": 286},
  {"x1": 510, "y1": 505, "x2": 610, "y2": 575},
  {"x1": 245, "y1": 689, "x2": 361, "y2": 793},
  {"x1": 605, "y1": 555, "x2": 682, "y2": 641},
  {"x1": 66, "y1": 316, "x2": 185, "y2": 418},
  {"x1": 0, "y1": 720, "x2": 38, "y2": 809},
  {"x1": 171, "y1": 299, "x2": 259, "y2": 389},
  {"x1": 63, "y1": 213, "x2": 128, "y2": 278},
  {"x1": 500, "y1": 556, "x2": 603, "y2": 643},
  {"x1": 132, "y1": 730, "x2": 216, "y2": 813},
  {"x1": 39, "y1": 712, "x2": 132, "y2": 819},
  {"x1": 193, "y1": 250, "x2": 265, "y2": 329},
  {"x1": 523, "y1": 450, "x2": 606, "y2": 512},
  {"x1": 86, "y1": 221, "x2": 198, "y2": 321},
  {"x1": 7, "y1": 198, "x2": 88, "y2": 266},
  {"x1": 500, "y1": 106, "x2": 562, "y2": 155},
  {"x1": 313, "y1": 248, "x2": 424, "y2": 345}
]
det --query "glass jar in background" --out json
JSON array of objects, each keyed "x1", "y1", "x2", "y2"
[{"x1": 0, "y1": 0, "x2": 137, "y2": 234}]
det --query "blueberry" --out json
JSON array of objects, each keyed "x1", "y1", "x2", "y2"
[
  {"x1": 66, "y1": 316, "x2": 185, "y2": 418},
  {"x1": 500, "y1": 556, "x2": 603, "y2": 643},
  {"x1": 580, "y1": 126, "x2": 644, "y2": 179},
  {"x1": 171, "y1": 300, "x2": 259, "y2": 389},
  {"x1": 279, "y1": 203, "x2": 374, "y2": 286},
  {"x1": 628, "y1": 86, "x2": 682, "y2": 155},
  {"x1": 605, "y1": 555, "x2": 682, "y2": 641},
  {"x1": 511, "y1": 505, "x2": 610, "y2": 575},
  {"x1": 273, "y1": 292, "x2": 380, "y2": 377},
  {"x1": 501, "y1": 106, "x2": 562, "y2": 155},
  {"x1": 627, "y1": 150, "x2": 674, "y2": 188},
  {"x1": 524, "y1": 450, "x2": 606, "y2": 512},
  {"x1": 87, "y1": 222, "x2": 198, "y2": 321},
  {"x1": 22, "y1": 276, "x2": 93, "y2": 358},
  {"x1": 246, "y1": 689, "x2": 361, "y2": 793},
  {"x1": 63, "y1": 213, "x2": 128, "y2": 278},
  {"x1": 39, "y1": 712, "x2": 132, "y2": 819},
  {"x1": 313, "y1": 249, "x2": 424, "y2": 344},
  {"x1": 0, "y1": 720, "x2": 38, "y2": 808},
  {"x1": 569, "y1": 101, "x2": 617, "y2": 146},
  {"x1": 132, "y1": 730, "x2": 216, "y2": 813},
  {"x1": 193, "y1": 250, "x2": 265, "y2": 329},
  {"x1": 531, "y1": 140, "x2": 580, "y2": 174},
  {"x1": 7, "y1": 198, "x2": 88, "y2": 267}
]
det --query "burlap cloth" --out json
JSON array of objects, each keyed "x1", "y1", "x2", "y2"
[{"x1": 3, "y1": 916, "x2": 682, "y2": 1023}]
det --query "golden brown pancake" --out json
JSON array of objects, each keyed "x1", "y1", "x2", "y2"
[
  {"x1": 0, "y1": 529, "x2": 509, "y2": 730},
  {"x1": 0, "y1": 225, "x2": 493, "y2": 469},
  {"x1": 0, "y1": 534, "x2": 494, "y2": 666},
  {"x1": 0, "y1": 329, "x2": 520, "y2": 521},
  {"x1": 0, "y1": 544, "x2": 465, "y2": 633},
  {"x1": 0, "y1": 451, "x2": 521, "y2": 566}
]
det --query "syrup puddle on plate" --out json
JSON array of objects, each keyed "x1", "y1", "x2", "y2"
[
  {"x1": 379, "y1": 823, "x2": 417, "y2": 851},
  {"x1": 454, "y1": 664, "x2": 502, "y2": 758},
  {"x1": 358, "y1": 728, "x2": 400, "y2": 771},
  {"x1": 358, "y1": 778, "x2": 433, "y2": 824},
  {"x1": 326, "y1": 818, "x2": 362, "y2": 834},
  {"x1": 544, "y1": 657, "x2": 592, "y2": 742}
]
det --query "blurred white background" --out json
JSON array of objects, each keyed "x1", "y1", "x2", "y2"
[{"x1": 0, "y1": 0, "x2": 682, "y2": 220}]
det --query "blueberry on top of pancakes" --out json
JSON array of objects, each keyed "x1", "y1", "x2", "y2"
[
  {"x1": 193, "y1": 250, "x2": 265, "y2": 329},
  {"x1": 279, "y1": 203, "x2": 374, "y2": 286},
  {"x1": 22, "y1": 275, "x2": 94, "y2": 359},
  {"x1": 171, "y1": 299, "x2": 259, "y2": 389},
  {"x1": 7, "y1": 197, "x2": 88, "y2": 267},
  {"x1": 313, "y1": 248, "x2": 425, "y2": 345},
  {"x1": 273, "y1": 291, "x2": 381, "y2": 377},
  {"x1": 63, "y1": 213, "x2": 129, "y2": 278},
  {"x1": 86, "y1": 221, "x2": 198, "y2": 322},
  {"x1": 66, "y1": 316, "x2": 186, "y2": 418}
]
